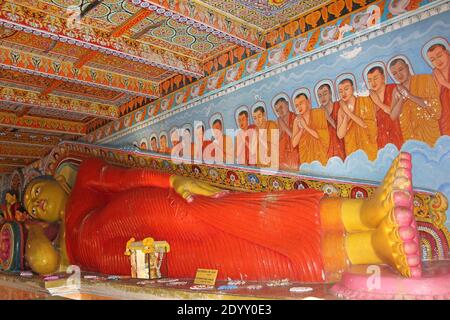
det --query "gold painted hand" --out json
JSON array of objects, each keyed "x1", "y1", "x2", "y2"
[{"x1": 170, "y1": 175, "x2": 229, "y2": 203}]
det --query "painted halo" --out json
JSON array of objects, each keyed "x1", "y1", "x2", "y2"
[
  {"x1": 235, "y1": 105, "x2": 251, "y2": 128},
  {"x1": 208, "y1": 113, "x2": 224, "y2": 141},
  {"x1": 291, "y1": 88, "x2": 312, "y2": 113},
  {"x1": 169, "y1": 126, "x2": 180, "y2": 146},
  {"x1": 314, "y1": 79, "x2": 336, "y2": 107},
  {"x1": 335, "y1": 73, "x2": 358, "y2": 100},
  {"x1": 271, "y1": 92, "x2": 294, "y2": 115},
  {"x1": 139, "y1": 137, "x2": 148, "y2": 150},
  {"x1": 421, "y1": 37, "x2": 450, "y2": 68},
  {"x1": 363, "y1": 61, "x2": 388, "y2": 90},
  {"x1": 251, "y1": 101, "x2": 267, "y2": 115},
  {"x1": 387, "y1": 54, "x2": 415, "y2": 84},
  {"x1": 149, "y1": 133, "x2": 159, "y2": 151},
  {"x1": 181, "y1": 123, "x2": 193, "y2": 142},
  {"x1": 159, "y1": 131, "x2": 168, "y2": 143}
]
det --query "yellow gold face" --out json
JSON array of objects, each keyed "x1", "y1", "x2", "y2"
[{"x1": 24, "y1": 178, "x2": 68, "y2": 222}]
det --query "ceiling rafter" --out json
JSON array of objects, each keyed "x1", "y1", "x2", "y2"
[
  {"x1": 41, "y1": 8, "x2": 154, "y2": 96},
  {"x1": 0, "y1": 87, "x2": 119, "y2": 119},
  {"x1": 0, "y1": 111, "x2": 86, "y2": 135},
  {"x1": 0, "y1": 0, "x2": 204, "y2": 77},
  {"x1": 0, "y1": 44, "x2": 159, "y2": 99},
  {"x1": 128, "y1": 0, "x2": 265, "y2": 51}
]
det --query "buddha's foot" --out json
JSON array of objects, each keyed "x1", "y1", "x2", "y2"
[
  {"x1": 371, "y1": 153, "x2": 421, "y2": 278},
  {"x1": 361, "y1": 152, "x2": 413, "y2": 229}
]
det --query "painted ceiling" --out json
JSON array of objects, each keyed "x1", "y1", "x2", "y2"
[{"x1": 0, "y1": 0, "x2": 347, "y2": 173}]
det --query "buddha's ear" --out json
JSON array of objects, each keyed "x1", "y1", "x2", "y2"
[{"x1": 55, "y1": 175, "x2": 71, "y2": 194}]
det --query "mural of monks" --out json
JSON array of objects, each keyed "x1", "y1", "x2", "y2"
[
  {"x1": 210, "y1": 117, "x2": 233, "y2": 164},
  {"x1": 315, "y1": 81, "x2": 346, "y2": 160},
  {"x1": 252, "y1": 104, "x2": 279, "y2": 168},
  {"x1": 291, "y1": 91, "x2": 329, "y2": 165},
  {"x1": 426, "y1": 41, "x2": 450, "y2": 136},
  {"x1": 193, "y1": 123, "x2": 212, "y2": 161},
  {"x1": 336, "y1": 77, "x2": 378, "y2": 160},
  {"x1": 365, "y1": 64, "x2": 404, "y2": 149},
  {"x1": 150, "y1": 135, "x2": 158, "y2": 152},
  {"x1": 388, "y1": 56, "x2": 442, "y2": 147},
  {"x1": 272, "y1": 95, "x2": 299, "y2": 171},
  {"x1": 158, "y1": 133, "x2": 171, "y2": 154},
  {"x1": 235, "y1": 107, "x2": 257, "y2": 166}
]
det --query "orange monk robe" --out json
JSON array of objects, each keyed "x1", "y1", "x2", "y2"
[
  {"x1": 327, "y1": 102, "x2": 346, "y2": 160},
  {"x1": 376, "y1": 84, "x2": 404, "y2": 150},
  {"x1": 399, "y1": 74, "x2": 442, "y2": 147},
  {"x1": 279, "y1": 112, "x2": 300, "y2": 171},
  {"x1": 343, "y1": 96, "x2": 378, "y2": 161},
  {"x1": 299, "y1": 108, "x2": 330, "y2": 165},
  {"x1": 438, "y1": 65, "x2": 450, "y2": 136},
  {"x1": 256, "y1": 121, "x2": 279, "y2": 167}
]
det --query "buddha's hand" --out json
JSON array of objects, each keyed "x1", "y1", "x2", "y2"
[{"x1": 169, "y1": 175, "x2": 229, "y2": 203}]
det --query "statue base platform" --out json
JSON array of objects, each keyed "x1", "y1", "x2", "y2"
[
  {"x1": 331, "y1": 260, "x2": 450, "y2": 300},
  {"x1": 0, "y1": 260, "x2": 449, "y2": 300}
]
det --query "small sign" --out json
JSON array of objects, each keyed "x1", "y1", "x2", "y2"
[{"x1": 194, "y1": 269, "x2": 218, "y2": 286}]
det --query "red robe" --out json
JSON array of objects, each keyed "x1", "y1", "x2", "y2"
[
  {"x1": 376, "y1": 84, "x2": 404, "y2": 150},
  {"x1": 327, "y1": 102, "x2": 346, "y2": 160},
  {"x1": 65, "y1": 159, "x2": 325, "y2": 282},
  {"x1": 439, "y1": 66, "x2": 450, "y2": 136},
  {"x1": 279, "y1": 112, "x2": 299, "y2": 171},
  {"x1": 235, "y1": 124, "x2": 257, "y2": 166}
]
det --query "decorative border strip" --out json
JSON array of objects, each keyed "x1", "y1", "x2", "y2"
[
  {"x1": 0, "y1": 144, "x2": 49, "y2": 158},
  {"x1": 0, "y1": 46, "x2": 159, "y2": 98},
  {"x1": 128, "y1": 0, "x2": 264, "y2": 51},
  {"x1": 87, "y1": 0, "x2": 447, "y2": 144},
  {"x1": 0, "y1": 87, "x2": 119, "y2": 119},
  {"x1": 0, "y1": 1, "x2": 203, "y2": 77},
  {"x1": 0, "y1": 111, "x2": 86, "y2": 135}
]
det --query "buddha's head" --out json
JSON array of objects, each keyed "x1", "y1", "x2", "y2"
[{"x1": 24, "y1": 176, "x2": 69, "y2": 222}]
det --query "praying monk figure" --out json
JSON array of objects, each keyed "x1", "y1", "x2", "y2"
[
  {"x1": 388, "y1": 58, "x2": 442, "y2": 146},
  {"x1": 316, "y1": 83, "x2": 346, "y2": 160},
  {"x1": 252, "y1": 106, "x2": 279, "y2": 168},
  {"x1": 291, "y1": 93, "x2": 329, "y2": 165},
  {"x1": 427, "y1": 43, "x2": 450, "y2": 136},
  {"x1": 337, "y1": 79, "x2": 378, "y2": 161},
  {"x1": 367, "y1": 66, "x2": 404, "y2": 150},
  {"x1": 235, "y1": 110, "x2": 257, "y2": 166},
  {"x1": 24, "y1": 152, "x2": 422, "y2": 282},
  {"x1": 274, "y1": 97, "x2": 299, "y2": 171}
]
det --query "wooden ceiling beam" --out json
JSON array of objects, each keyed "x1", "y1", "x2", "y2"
[{"x1": 0, "y1": 111, "x2": 86, "y2": 136}]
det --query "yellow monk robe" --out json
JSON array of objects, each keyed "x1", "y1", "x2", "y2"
[
  {"x1": 399, "y1": 74, "x2": 442, "y2": 147},
  {"x1": 256, "y1": 120, "x2": 279, "y2": 167},
  {"x1": 299, "y1": 108, "x2": 330, "y2": 165},
  {"x1": 343, "y1": 96, "x2": 378, "y2": 161}
]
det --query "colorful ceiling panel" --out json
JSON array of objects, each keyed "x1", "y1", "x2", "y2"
[{"x1": 0, "y1": 0, "x2": 385, "y2": 173}]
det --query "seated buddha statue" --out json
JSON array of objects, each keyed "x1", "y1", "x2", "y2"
[{"x1": 23, "y1": 152, "x2": 421, "y2": 282}]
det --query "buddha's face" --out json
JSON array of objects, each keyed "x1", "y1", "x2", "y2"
[
  {"x1": 24, "y1": 179, "x2": 67, "y2": 222},
  {"x1": 427, "y1": 46, "x2": 449, "y2": 70}
]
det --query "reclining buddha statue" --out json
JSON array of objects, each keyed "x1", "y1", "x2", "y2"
[{"x1": 23, "y1": 152, "x2": 421, "y2": 282}]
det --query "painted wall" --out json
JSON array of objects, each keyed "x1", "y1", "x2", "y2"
[{"x1": 102, "y1": 9, "x2": 450, "y2": 230}]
